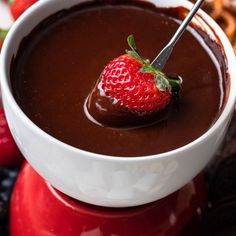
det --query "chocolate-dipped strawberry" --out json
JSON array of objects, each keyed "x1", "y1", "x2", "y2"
[{"x1": 85, "y1": 35, "x2": 182, "y2": 128}]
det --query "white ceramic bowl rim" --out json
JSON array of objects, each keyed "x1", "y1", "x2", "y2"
[{"x1": 1, "y1": 0, "x2": 236, "y2": 162}]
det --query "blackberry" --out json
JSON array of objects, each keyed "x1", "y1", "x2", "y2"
[
  {"x1": 0, "y1": 167, "x2": 19, "y2": 236},
  {"x1": 201, "y1": 196, "x2": 236, "y2": 236},
  {"x1": 209, "y1": 154, "x2": 236, "y2": 204}
]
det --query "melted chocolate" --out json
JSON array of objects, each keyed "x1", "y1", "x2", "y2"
[{"x1": 11, "y1": 1, "x2": 226, "y2": 157}]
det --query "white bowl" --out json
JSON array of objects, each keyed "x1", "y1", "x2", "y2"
[{"x1": 1, "y1": 0, "x2": 236, "y2": 207}]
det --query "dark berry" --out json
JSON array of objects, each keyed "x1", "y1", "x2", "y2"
[
  {"x1": 209, "y1": 154, "x2": 236, "y2": 204},
  {"x1": 0, "y1": 167, "x2": 19, "y2": 236},
  {"x1": 201, "y1": 196, "x2": 236, "y2": 236}
]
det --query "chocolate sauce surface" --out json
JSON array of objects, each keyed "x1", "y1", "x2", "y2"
[{"x1": 11, "y1": 1, "x2": 225, "y2": 157}]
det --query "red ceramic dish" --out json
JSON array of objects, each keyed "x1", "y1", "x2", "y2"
[{"x1": 10, "y1": 163, "x2": 206, "y2": 236}]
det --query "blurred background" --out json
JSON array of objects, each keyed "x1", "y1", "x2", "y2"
[{"x1": 192, "y1": 0, "x2": 236, "y2": 52}]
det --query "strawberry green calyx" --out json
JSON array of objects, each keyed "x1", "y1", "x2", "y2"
[
  {"x1": 0, "y1": 29, "x2": 8, "y2": 41},
  {"x1": 168, "y1": 77, "x2": 183, "y2": 93},
  {"x1": 8, "y1": 0, "x2": 15, "y2": 4},
  {"x1": 126, "y1": 35, "x2": 181, "y2": 93}
]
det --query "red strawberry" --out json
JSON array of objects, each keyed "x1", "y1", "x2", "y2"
[
  {"x1": 9, "y1": 0, "x2": 38, "y2": 20},
  {"x1": 0, "y1": 108, "x2": 23, "y2": 167},
  {"x1": 86, "y1": 35, "x2": 181, "y2": 128}
]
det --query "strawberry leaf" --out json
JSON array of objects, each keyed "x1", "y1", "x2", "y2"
[
  {"x1": 168, "y1": 77, "x2": 182, "y2": 93},
  {"x1": 8, "y1": 0, "x2": 15, "y2": 4},
  {"x1": 140, "y1": 67, "x2": 154, "y2": 74},
  {"x1": 126, "y1": 50, "x2": 141, "y2": 62},
  {"x1": 126, "y1": 35, "x2": 143, "y2": 63},
  {"x1": 140, "y1": 65, "x2": 157, "y2": 75},
  {"x1": 127, "y1": 35, "x2": 139, "y2": 54},
  {"x1": 0, "y1": 29, "x2": 8, "y2": 41},
  {"x1": 155, "y1": 75, "x2": 171, "y2": 92}
]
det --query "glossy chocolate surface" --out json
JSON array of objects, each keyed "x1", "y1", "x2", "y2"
[{"x1": 11, "y1": 1, "x2": 226, "y2": 157}]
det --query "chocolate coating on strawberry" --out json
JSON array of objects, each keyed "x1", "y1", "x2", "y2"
[{"x1": 85, "y1": 35, "x2": 182, "y2": 128}]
